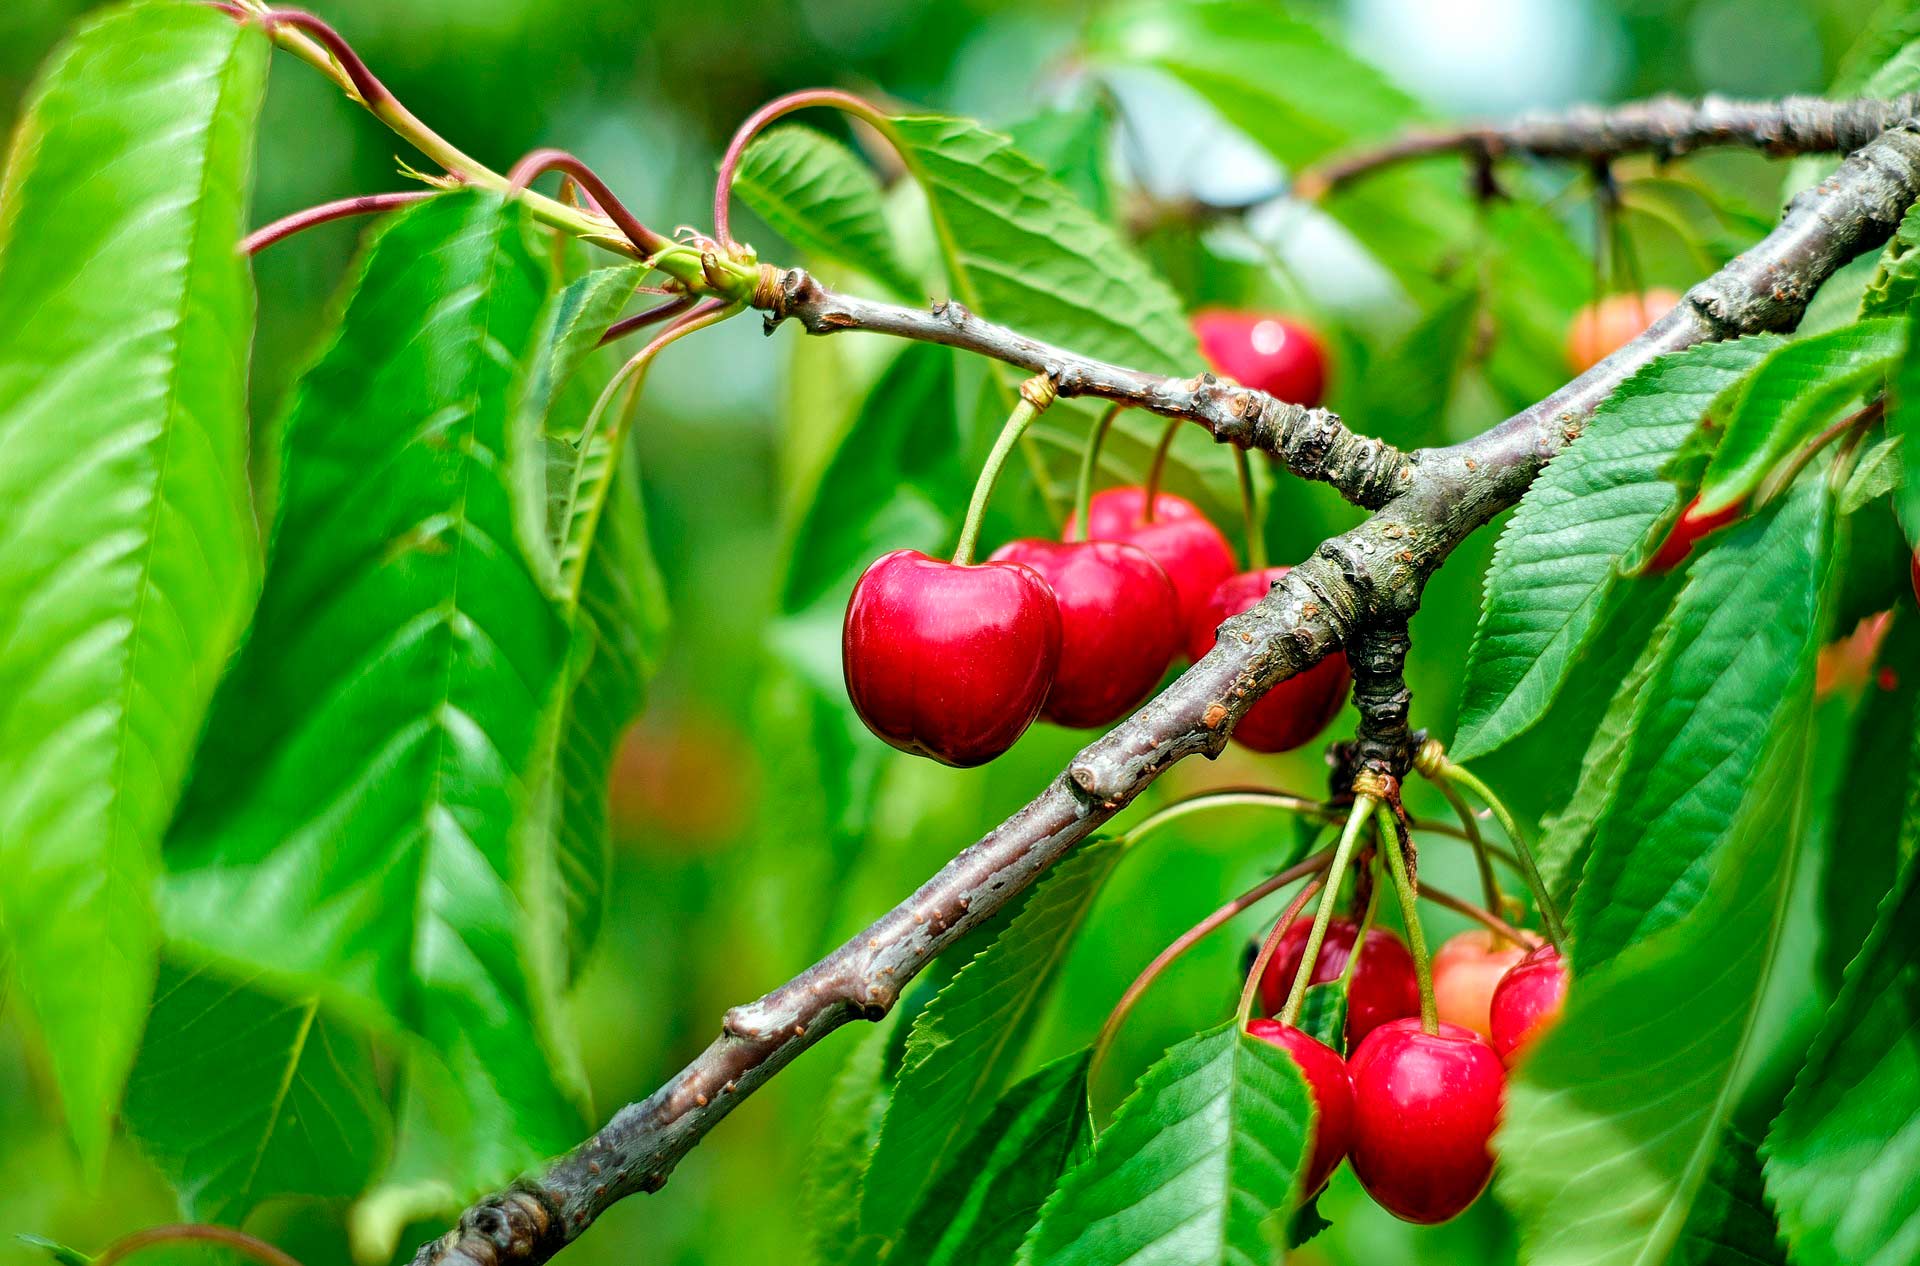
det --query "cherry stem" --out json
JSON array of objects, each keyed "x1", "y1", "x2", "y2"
[
  {"x1": 1375, "y1": 800, "x2": 1437, "y2": 1034},
  {"x1": 93, "y1": 1225, "x2": 304, "y2": 1266},
  {"x1": 1141, "y1": 417, "x2": 1182, "y2": 524},
  {"x1": 1235, "y1": 446, "x2": 1267, "y2": 570},
  {"x1": 1431, "y1": 771, "x2": 1504, "y2": 930},
  {"x1": 952, "y1": 375, "x2": 1057, "y2": 565},
  {"x1": 1121, "y1": 787, "x2": 1330, "y2": 846},
  {"x1": 1088, "y1": 850, "x2": 1333, "y2": 1110},
  {"x1": 599, "y1": 295, "x2": 696, "y2": 346},
  {"x1": 1273, "y1": 795, "x2": 1376, "y2": 1028},
  {"x1": 1237, "y1": 876, "x2": 1329, "y2": 1030},
  {"x1": 714, "y1": 88, "x2": 897, "y2": 249},
  {"x1": 240, "y1": 190, "x2": 435, "y2": 254},
  {"x1": 506, "y1": 148, "x2": 669, "y2": 256},
  {"x1": 1075, "y1": 404, "x2": 1124, "y2": 543},
  {"x1": 1421, "y1": 882, "x2": 1541, "y2": 947},
  {"x1": 1439, "y1": 761, "x2": 1566, "y2": 946},
  {"x1": 1757, "y1": 395, "x2": 1884, "y2": 507}
]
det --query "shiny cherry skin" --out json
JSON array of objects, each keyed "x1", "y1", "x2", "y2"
[
  {"x1": 1192, "y1": 309, "x2": 1330, "y2": 407},
  {"x1": 842, "y1": 549, "x2": 1061, "y2": 767},
  {"x1": 1645, "y1": 495, "x2": 1742, "y2": 574},
  {"x1": 1349, "y1": 1018, "x2": 1506, "y2": 1224},
  {"x1": 1246, "y1": 1018, "x2": 1354, "y2": 1195},
  {"x1": 1490, "y1": 943, "x2": 1570, "y2": 1065},
  {"x1": 987, "y1": 538, "x2": 1181, "y2": 728},
  {"x1": 1431, "y1": 930, "x2": 1531, "y2": 1039},
  {"x1": 1258, "y1": 916, "x2": 1421, "y2": 1045},
  {"x1": 1566, "y1": 288, "x2": 1682, "y2": 373},
  {"x1": 1187, "y1": 568, "x2": 1352, "y2": 752},
  {"x1": 1063, "y1": 487, "x2": 1238, "y2": 632}
]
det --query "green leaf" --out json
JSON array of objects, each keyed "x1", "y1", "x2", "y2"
[
  {"x1": 862, "y1": 839, "x2": 1124, "y2": 1239},
  {"x1": 0, "y1": 0, "x2": 268, "y2": 1170},
  {"x1": 1295, "y1": 980, "x2": 1349, "y2": 1055},
  {"x1": 17, "y1": 1236, "x2": 90, "y2": 1266},
  {"x1": 1840, "y1": 433, "x2": 1904, "y2": 514},
  {"x1": 893, "y1": 1052, "x2": 1092, "y2": 1266},
  {"x1": 1572, "y1": 477, "x2": 1835, "y2": 968},
  {"x1": 733, "y1": 124, "x2": 919, "y2": 297},
  {"x1": 1676, "y1": 1127, "x2": 1787, "y2": 1266},
  {"x1": 1007, "y1": 102, "x2": 1115, "y2": 223},
  {"x1": 1859, "y1": 203, "x2": 1920, "y2": 319},
  {"x1": 161, "y1": 192, "x2": 586, "y2": 1185},
  {"x1": 806, "y1": 1022, "x2": 895, "y2": 1266},
  {"x1": 1696, "y1": 319, "x2": 1903, "y2": 516},
  {"x1": 124, "y1": 962, "x2": 389, "y2": 1222},
  {"x1": 1455, "y1": 337, "x2": 1784, "y2": 760},
  {"x1": 1892, "y1": 304, "x2": 1920, "y2": 538},
  {"x1": 1023, "y1": 1023, "x2": 1311, "y2": 1266}
]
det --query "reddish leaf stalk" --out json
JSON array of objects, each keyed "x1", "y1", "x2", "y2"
[{"x1": 239, "y1": 190, "x2": 436, "y2": 254}]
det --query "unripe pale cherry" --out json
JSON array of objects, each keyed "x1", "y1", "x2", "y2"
[
  {"x1": 1431, "y1": 929, "x2": 1531, "y2": 1040},
  {"x1": 1191, "y1": 309, "x2": 1331, "y2": 407},
  {"x1": 1063, "y1": 486, "x2": 1238, "y2": 632},
  {"x1": 1258, "y1": 916, "x2": 1420, "y2": 1045},
  {"x1": 987, "y1": 538, "x2": 1181, "y2": 728},
  {"x1": 1348, "y1": 1018, "x2": 1506, "y2": 1224},
  {"x1": 842, "y1": 549, "x2": 1061, "y2": 767},
  {"x1": 1489, "y1": 942, "x2": 1570, "y2": 1065},
  {"x1": 1245, "y1": 1018, "x2": 1354, "y2": 1195},
  {"x1": 1566, "y1": 288, "x2": 1682, "y2": 373},
  {"x1": 1187, "y1": 567, "x2": 1351, "y2": 752}
]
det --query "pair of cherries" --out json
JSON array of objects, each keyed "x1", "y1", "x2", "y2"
[{"x1": 1247, "y1": 917, "x2": 1567, "y2": 1223}]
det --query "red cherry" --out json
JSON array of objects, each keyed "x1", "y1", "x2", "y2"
[
  {"x1": 1246, "y1": 1018, "x2": 1353, "y2": 1195},
  {"x1": 1566, "y1": 288, "x2": 1682, "y2": 373},
  {"x1": 1431, "y1": 930, "x2": 1530, "y2": 1040},
  {"x1": 842, "y1": 549, "x2": 1061, "y2": 767},
  {"x1": 1348, "y1": 1018, "x2": 1506, "y2": 1224},
  {"x1": 1910, "y1": 549, "x2": 1919, "y2": 607},
  {"x1": 1258, "y1": 917, "x2": 1420, "y2": 1045},
  {"x1": 1645, "y1": 495, "x2": 1742, "y2": 574},
  {"x1": 1187, "y1": 568, "x2": 1352, "y2": 752},
  {"x1": 1063, "y1": 487, "x2": 1237, "y2": 632},
  {"x1": 1192, "y1": 309, "x2": 1330, "y2": 407},
  {"x1": 987, "y1": 538, "x2": 1181, "y2": 728},
  {"x1": 1489, "y1": 942, "x2": 1569, "y2": 1065}
]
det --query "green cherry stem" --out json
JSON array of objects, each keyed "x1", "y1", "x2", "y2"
[
  {"x1": 1120, "y1": 788, "x2": 1331, "y2": 845},
  {"x1": 1235, "y1": 446, "x2": 1268, "y2": 570},
  {"x1": 1141, "y1": 417, "x2": 1183, "y2": 524},
  {"x1": 1270, "y1": 794, "x2": 1376, "y2": 1028},
  {"x1": 952, "y1": 375, "x2": 1057, "y2": 565},
  {"x1": 1440, "y1": 760, "x2": 1566, "y2": 946},
  {"x1": 1431, "y1": 771, "x2": 1504, "y2": 932},
  {"x1": 1376, "y1": 799, "x2": 1437, "y2": 1034},
  {"x1": 1075, "y1": 404, "x2": 1125, "y2": 542}
]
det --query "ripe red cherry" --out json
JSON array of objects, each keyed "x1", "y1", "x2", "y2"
[
  {"x1": 1645, "y1": 495, "x2": 1742, "y2": 574},
  {"x1": 1431, "y1": 930, "x2": 1530, "y2": 1040},
  {"x1": 1063, "y1": 486, "x2": 1237, "y2": 632},
  {"x1": 1187, "y1": 568, "x2": 1352, "y2": 751},
  {"x1": 987, "y1": 538, "x2": 1181, "y2": 728},
  {"x1": 842, "y1": 549, "x2": 1060, "y2": 767},
  {"x1": 1489, "y1": 943, "x2": 1569, "y2": 1065},
  {"x1": 1910, "y1": 550, "x2": 1919, "y2": 607},
  {"x1": 1246, "y1": 1018, "x2": 1353, "y2": 1195},
  {"x1": 1566, "y1": 288, "x2": 1682, "y2": 373},
  {"x1": 1192, "y1": 309, "x2": 1330, "y2": 407},
  {"x1": 1258, "y1": 917, "x2": 1420, "y2": 1045},
  {"x1": 1348, "y1": 1018, "x2": 1506, "y2": 1224}
]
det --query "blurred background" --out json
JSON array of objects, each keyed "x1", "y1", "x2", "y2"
[{"x1": 0, "y1": 0, "x2": 1889, "y2": 1262}]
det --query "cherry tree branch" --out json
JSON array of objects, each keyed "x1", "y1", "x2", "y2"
[
  {"x1": 1297, "y1": 91, "x2": 1920, "y2": 199},
  {"x1": 411, "y1": 119, "x2": 1920, "y2": 1266}
]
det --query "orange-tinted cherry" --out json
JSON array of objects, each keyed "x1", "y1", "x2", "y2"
[
  {"x1": 987, "y1": 538, "x2": 1181, "y2": 728},
  {"x1": 1187, "y1": 567, "x2": 1352, "y2": 751},
  {"x1": 1246, "y1": 1018, "x2": 1353, "y2": 1195},
  {"x1": 1566, "y1": 288, "x2": 1682, "y2": 372},
  {"x1": 1348, "y1": 1018, "x2": 1506, "y2": 1224},
  {"x1": 1063, "y1": 486, "x2": 1237, "y2": 632},
  {"x1": 1192, "y1": 309, "x2": 1330, "y2": 407},
  {"x1": 1431, "y1": 930, "x2": 1530, "y2": 1040},
  {"x1": 1489, "y1": 942, "x2": 1569, "y2": 1065},
  {"x1": 842, "y1": 549, "x2": 1060, "y2": 767},
  {"x1": 1258, "y1": 916, "x2": 1420, "y2": 1045},
  {"x1": 1645, "y1": 495, "x2": 1742, "y2": 574}
]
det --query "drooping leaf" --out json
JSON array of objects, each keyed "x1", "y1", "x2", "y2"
[
  {"x1": 161, "y1": 193, "x2": 586, "y2": 1186},
  {"x1": 1572, "y1": 477, "x2": 1835, "y2": 968},
  {"x1": 1455, "y1": 337, "x2": 1784, "y2": 759},
  {"x1": 862, "y1": 839, "x2": 1124, "y2": 1239},
  {"x1": 805, "y1": 1021, "x2": 895, "y2": 1266},
  {"x1": 0, "y1": 0, "x2": 268, "y2": 1169},
  {"x1": 1696, "y1": 319, "x2": 1902, "y2": 516},
  {"x1": 733, "y1": 123, "x2": 919, "y2": 297},
  {"x1": 124, "y1": 962, "x2": 389, "y2": 1222},
  {"x1": 892, "y1": 1052, "x2": 1092, "y2": 1266},
  {"x1": 1022, "y1": 1023, "x2": 1311, "y2": 1266}
]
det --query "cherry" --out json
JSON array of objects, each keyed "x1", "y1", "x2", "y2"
[
  {"x1": 987, "y1": 538, "x2": 1181, "y2": 728},
  {"x1": 1063, "y1": 486, "x2": 1237, "y2": 633},
  {"x1": 1566, "y1": 288, "x2": 1682, "y2": 373},
  {"x1": 1191, "y1": 309, "x2": 1331, "y2": 407},
  {"x1": 1348, "y1": 1018, "x2": 1506, "y2": 1224},
  {"x1": 1431, "y1": 930, "x2": 1530, "y2": 1040},
  {"x1": 1186, "y1": 568, "x2": 1352, "y2": 752},
  {"x1": 1246, "y1": 1018, "x2": 1353, "y2": 1195},
  {"x1": 1489, "y1": 942, "x2": 1569, "y2": 1065},
  {"x1": 842, "y1": 549, "x2": 1061, "y2": 767},
  {"x1": 1258, "y1": 916, "x2": 1420, "y2": 1045},
  {"x1": 1911, "y1": 549, "x2": 1919, "y2": 608},
  {"x1": 1645, "y1": 495, "x2": 1742, "y2": 574}
]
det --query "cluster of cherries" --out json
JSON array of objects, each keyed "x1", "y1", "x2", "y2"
[
  {"x1": 1248, "y1": 918, "x2": 1569, "y2": 1222},
  {"x1": 842, "y1": 310, "x2": 1341, "y2": 766}
]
